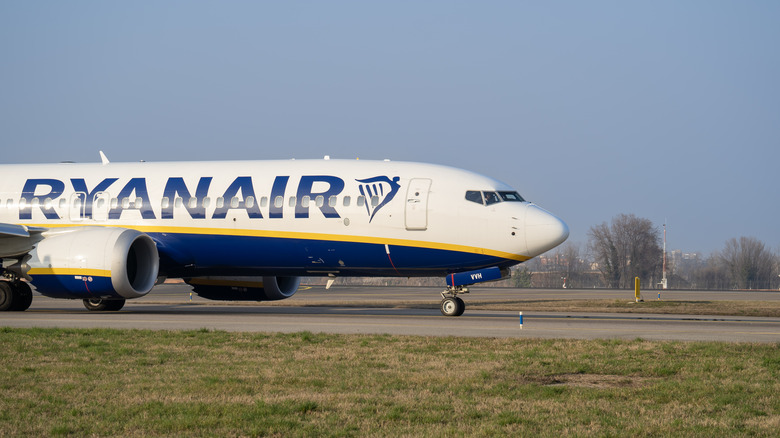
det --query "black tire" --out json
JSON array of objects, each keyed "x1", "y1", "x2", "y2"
[
  {"x1": 0, "y1": 282, "x2": 13, "y2": 311},
  {"x1": 441, "y1": 297, "x2": 465, "y2": 317},
  {"x1": 83, "y1": 298, "x2": 126, "y2": 311},
  {"x1": 453, "y1": 297, "x2": 466, "y2": 316},
  {"x1": 10, "y1": 282, "x2": 33, "y2": 311}
]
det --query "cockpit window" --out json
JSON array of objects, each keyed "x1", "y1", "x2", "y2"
[
  {"x1": 498, "y1": 191, "x2": 525, "y2": 202},
  {"x1": 483, "y1": 191, "x2": 501, "y2": 205},
  {"x1": 465, "y1": 190, "x2": 526, "y2": 205},
  {"x1": 465, "y1": 190, "x2": 483, "y2": 204}
]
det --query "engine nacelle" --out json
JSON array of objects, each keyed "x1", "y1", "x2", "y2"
[
  {"x1": 185, "y1": 276, "x2": 301, "y2": 301},
  {"x1": 27, "y1": 227, "x2": 159, "y2": 300}
]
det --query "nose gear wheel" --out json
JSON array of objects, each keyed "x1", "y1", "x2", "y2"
[{"x1": 440, "y1": 286, "x2": 468, "y2": 316}]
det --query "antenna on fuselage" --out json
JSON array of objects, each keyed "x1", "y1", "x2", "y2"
[{"x1": 99, "y1": 151, "x2": 110, "y2": 165}]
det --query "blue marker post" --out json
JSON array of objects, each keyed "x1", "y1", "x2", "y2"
[{"x1": 519, "y1": 311, "x2": 523, "y2": 329}]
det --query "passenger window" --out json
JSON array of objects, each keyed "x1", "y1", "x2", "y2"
[
  {"x1": 357, "y1": 196, "x2": 365, "y2": 207},
  {"x1": 274, "y1": 196, "x2": 283, "y2": 208},
  {"x1": 161, "y1": 197, "x2": 170, "y2": 209},
  {"x1": 203, "y1": 197, "x2": 211, "y2": 208},
  {"x1": 288, "y1": 196, "x2": 296, "y2": 208},
  {"x1": 189, "y1": 197, "x2": 198, "y2": 209},
  {"x1": 216, "y1": 197, "x2": 224, "y2": 208},
  {"x1": 484, "y1": 192, "x2": 501, "y2": 205},
  {"x1": 343, "y1": 196, "x2": 351, "y2": 207},
  {"x1": 175, "y1": 197, "x2": 183, "y2": 208},
  {"x1": 121, "y1": 198, "x2": 130, "y2": 209},
  {"x1": 371, "y1": 196, "x2": 379, "y2": 207},
  {"x1": 245, "y1": 196, "x2": 255, "y2": 208},
  {"x1": 59, "y1": 198, "x2": 67, "y2": 209},
  {"x1": 316, "y1": 195, "x2": 324, "y2": 208},
  {"x1": 465, "y1": 191, "x2": 483, "y2": 205},
  {"x1": 110, "y1": 198, "x2": 118, "y2": 209},
  {"x1": 328, "y1": 195, "x2": 337, "y2": 207},
  {"x1": 301, "y1": 196, "x2": 311, "y2": 208},
  {"x1": 260, "y1": 197, "x2": 268, "y2": 208},
  {"x1": 230, "y1": 197, "x2": 239, "y2": 208}
]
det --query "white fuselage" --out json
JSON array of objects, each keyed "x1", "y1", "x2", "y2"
[{"x1": 0, "y1": 159, "x2": 568, "y2": 279}]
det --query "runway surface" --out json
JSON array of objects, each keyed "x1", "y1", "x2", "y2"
[{"x1": 3, "y1": 285, "x2": 779, "y2": 343}]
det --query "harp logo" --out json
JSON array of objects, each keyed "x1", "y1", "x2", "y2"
[{"x1": 356, "y1": 176, "x2": 401, "y2": 222}]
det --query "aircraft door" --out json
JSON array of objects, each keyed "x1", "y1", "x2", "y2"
[
  {"x1": 92, "y1": 191, "x2": 110, "y2": 222},
  {"x1": 69, "y1": 193, "x2": 86, "y2": 222},
  {"x1": 405, "y1": 178, "x2": 431, "y2": 231}
]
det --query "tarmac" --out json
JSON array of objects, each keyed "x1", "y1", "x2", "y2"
[{"x1": 2, "y1": 284, "x2": 779, "y2": 343}]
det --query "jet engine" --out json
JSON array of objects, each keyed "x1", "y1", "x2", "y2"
[
  {"x1": 185, "y1": 276, "x2": 301, "y2": 301},
  {"x1": 27, "y1": 227, "x2": 159, "y2": 300}
]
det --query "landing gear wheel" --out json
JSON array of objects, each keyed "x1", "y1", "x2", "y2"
[
  {"x1": 83, "y1": 298, "x2": 126, "y2": 311},
  {"x1": 440, "y1": 296, "x2": 466, "y2": 317},
  {"x1": 0, "y1": 282, "x2": 13, "y2": 311},
  {"x1": 453, "y1": 297, "x2": 465, "y2": 316},
  {"x1": 10, "y1": 282, "x2": 33, "y2": 311}
]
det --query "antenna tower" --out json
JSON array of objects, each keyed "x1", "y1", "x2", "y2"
[{"x1": 661, "y1": 222, "x2": 668, "y2": 290}]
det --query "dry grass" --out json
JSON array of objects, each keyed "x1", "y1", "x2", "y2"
[
  {"x1": 1, "y1": 328, "x2": 779, "y2": 436},
  {"x1": 244, "y1": 298, "x2": 780, "y2": 317},
  {"x1": 466, "y1": 299, "x2": 780, "y2": 317}
]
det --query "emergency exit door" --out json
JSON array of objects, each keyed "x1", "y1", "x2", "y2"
[{"x1": 405, "y1": 178, "x2": 431, "y2": 230}]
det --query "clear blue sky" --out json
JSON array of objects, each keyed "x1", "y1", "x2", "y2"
[{"x1": 2, "y1": 1, "x2": 778, "y2": 255}]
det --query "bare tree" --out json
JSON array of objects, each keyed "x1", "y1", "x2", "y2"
[
  {"x1": 686, "y1": 255, "x2": 730, "y2": 290},
  {"x1": 588, "y1": 222, "x2": 620, "y2": 288},
  {"x1": 588, "y1": 214, "x2": 662, "y2": 289},
  {"x1": 717, "y1": 237, "x2": 776, "y2": 290},
  {"x1": 558, "y1": 242, "x2": 586, "y2": 288}
]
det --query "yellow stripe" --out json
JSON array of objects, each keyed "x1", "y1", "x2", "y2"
[
  {"x1": 29, "y1": 223, "x2": 531, "y2": 262},
  {"x1": 28, "y1": 267, "x2": 111, "y2": 277}
]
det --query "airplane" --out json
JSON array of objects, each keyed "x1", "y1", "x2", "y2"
[{"x1": 0, "y1": 153, "x2": 568, "y2": 316}]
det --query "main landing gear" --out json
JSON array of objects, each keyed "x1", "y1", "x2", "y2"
[
  {"x1": 440, "y1": 286, "x2": 468, "y2": 317},
  {"x1": 83, "y1": 298, "x2": 126, "y2": 311},
  {"x1": 0, "y1": 280, "x2": 33, "y2": 312}
]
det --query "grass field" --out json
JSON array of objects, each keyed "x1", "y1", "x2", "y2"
[{"x1": 1, "y1": 328, "x2": 779, "y2": 436}]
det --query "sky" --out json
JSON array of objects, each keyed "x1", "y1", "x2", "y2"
[{"x1": 1, "y1": 1, "x2": 778, "y2": 255}]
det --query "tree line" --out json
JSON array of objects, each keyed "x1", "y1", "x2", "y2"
[{"x1": 515, "y1": 213, "x2": 779, "y2": 290}]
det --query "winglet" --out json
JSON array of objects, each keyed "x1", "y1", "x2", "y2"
[{"x1": 99, "y1": 151, "x2": 110, "y2": 165}]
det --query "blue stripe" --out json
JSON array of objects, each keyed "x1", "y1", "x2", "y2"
[
  {"x1": 149, "y1": 232, "x2": 518, "y2": 278},
  {"x1": 32, "y1": 275, "x2": 117, "y2": 299}
]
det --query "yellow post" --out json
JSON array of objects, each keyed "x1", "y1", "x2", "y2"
[{"x1": 634, "y1": 277, "x2": 643, "y2": 302}]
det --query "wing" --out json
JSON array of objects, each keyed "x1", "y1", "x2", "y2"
[{"x1": 0, "y1": 223, "x2": 47, "y2": 258}]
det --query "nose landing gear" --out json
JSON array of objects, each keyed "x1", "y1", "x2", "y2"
[{"x1": 440, "y1": 286, "x2": 468, "y2": 317}]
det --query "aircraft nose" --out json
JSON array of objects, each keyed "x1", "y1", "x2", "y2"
[{"x1": 524, "y1": 204, "x2": 569, "y2": 257}]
